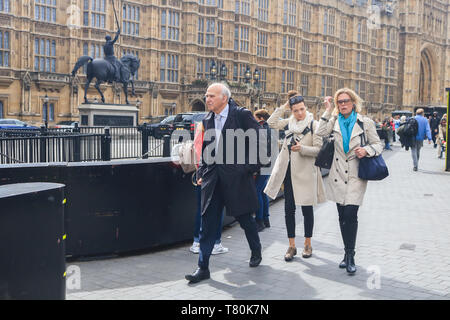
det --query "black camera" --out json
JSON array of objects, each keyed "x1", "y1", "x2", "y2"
[{"x1": 287, "y1": 136, "x2": 300, "y2": 152}]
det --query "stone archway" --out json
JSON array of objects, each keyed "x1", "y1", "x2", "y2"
[
  {"x1": 419, "y1": 46, "x2": 438, "y2": 105},
  {"x1": 191, "y1": 99, "x2": 205, "y2": 111}
]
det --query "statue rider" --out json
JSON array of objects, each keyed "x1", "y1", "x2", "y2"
[{"x1": 103, "y1": 27, "x2": 121, "y2": 83}]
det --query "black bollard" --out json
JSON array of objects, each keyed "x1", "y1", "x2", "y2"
[
  {"x1": 163, "y1": 135, "x2": 171, "y2": 157},
  {"x1": 0, "y1": 183, "x2": 66, "y2": 300}
]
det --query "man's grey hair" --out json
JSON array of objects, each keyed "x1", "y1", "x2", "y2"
[{"x1": 209, "y1": 82, "x2": 231, "y2": 101}]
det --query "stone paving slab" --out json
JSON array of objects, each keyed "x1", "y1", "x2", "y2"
[{"x1": 66, "y1": 142, "x2": 450, "y2": 300}]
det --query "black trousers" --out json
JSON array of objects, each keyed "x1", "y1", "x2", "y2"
[
  {"x1": 198, "y1": 183, "x2": 261, "y2": 270},
  {"x1": 284, "y1": 163, "x2": 314, "y2": 239},
  {"x1": 336, "y1": 204, "x2": 359, "y2": 252}
]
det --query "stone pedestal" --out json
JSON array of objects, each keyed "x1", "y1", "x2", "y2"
[{"x1": 78, "y1": 103, "x2": 139, "y2": 126}]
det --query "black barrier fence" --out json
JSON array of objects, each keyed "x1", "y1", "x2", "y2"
[
  {"x1": 0, "y1": 161, "x2": 202, "y2": 259},
  {"x1": 0, "y1": 124, "x2": 179, "y2": 164}
]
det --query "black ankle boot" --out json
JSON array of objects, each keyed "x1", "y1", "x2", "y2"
[
  {"x1": 339, "y1": 253, "x2": 347, "y2": 269},
  {"x1": 345, "y1": 250, "x2": 356, "y2": 274}
]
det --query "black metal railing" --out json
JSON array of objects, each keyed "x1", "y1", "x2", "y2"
[
  {"x1": 0, "y1": 133, "x2": 104, "y2": 164},
  {"x1": 0, "y1": 124, "x2": 178, "y2": 164}
]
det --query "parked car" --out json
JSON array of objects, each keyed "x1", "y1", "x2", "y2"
[
  {"x1": 391, "y1": 110, "x2": 413, "y2": 118},
  {"x1": 53, "y1": 121, "x2": 78, "y2": 129},
  {"x1": 172, "y1": 112, "x2": 208, "y2": 138},
  {"x1": 0, "y1": 119, "x2": 38, "y2": 130},
  {"x1": 150, "y1": 115, "x2": 176, "y2": 139}
]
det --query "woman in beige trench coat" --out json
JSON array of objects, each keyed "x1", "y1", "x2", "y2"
[
  {"x1": 317, "y1": 88, "x2": 383, "y2": 274},
  {"x1": 264, "y1": 90, "x2": 326, "y2": 261}
]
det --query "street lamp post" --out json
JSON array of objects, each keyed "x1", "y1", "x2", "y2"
[
  {"x1": 244, "y1": 66, "x2": 252, "y2": 84},
  {"x1": 43, "y1": 94, "x2": 49, "y2": 129},
  {"x1": 136, "y1": 99, "x2": 141, "y2": 126},
  {"x1": 210, "y1": 61, "x2": 217, "y2": 81},
  {"x1": 244, "y1": 67, "x2": 262, "y2": 110},
  {"x1": 220, "y1": 64, "x2": 227, "y2": 81},
  {"x1": 253, "y1": 69, "x2": 261, "y2": 110}
]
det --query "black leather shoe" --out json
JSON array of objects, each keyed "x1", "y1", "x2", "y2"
[
  {"x1": 185, "y1": 267, "x2": 210, "y2": 283},
  {"x1": 256, "y1": 219, "x2": 265, "y2": 232},
  {"x1": 339, "y1": 253, "x2": 347, "y2": 269},
  {"x1": 345, "y1": 251, "x2": 357, "y2": 274},
  {"x1": 264, "y1": 219, "x2": 271, "y2": 228},
  {"x1": 249, "y1": 251, "x2": 262, "y2": 267}
]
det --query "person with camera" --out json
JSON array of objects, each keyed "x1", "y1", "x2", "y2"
[
  {"x1": 317, "y1": 88, "x2": 383, "y2": 274},
  {"x1": 264, "y1": 91, "x2": 326, "y2": 261}
]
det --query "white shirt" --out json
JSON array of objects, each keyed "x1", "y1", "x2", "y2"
[{"x1": 214, "y1": 104, "x2": 229, "y2": 150}]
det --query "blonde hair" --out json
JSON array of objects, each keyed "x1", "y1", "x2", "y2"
[
  {"x1": 332, "y1": 88, "x2": 363, "y2": 116},
  {"x1": 416, "y1": 108, "x2": 424, "y2": 115}
]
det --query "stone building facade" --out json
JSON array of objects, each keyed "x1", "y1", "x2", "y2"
[{"x1": 0, "y1": 0, "x2": 448, "y2": 126}]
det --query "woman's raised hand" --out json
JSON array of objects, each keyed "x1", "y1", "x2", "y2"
[{"x1": 323, "y1": 96, "x2": 333, "y2": 112}]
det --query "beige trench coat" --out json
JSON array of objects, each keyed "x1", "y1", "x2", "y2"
[
  {"x1": 264, "y1": 107, "x2": 326, "y2": 206},
  {"x1": 316, "y1": 110, "x2": 383, "y2": 206}
]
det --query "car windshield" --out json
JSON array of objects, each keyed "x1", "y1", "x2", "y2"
[
  {"x1": 160, "y1": 116, "x2": 175, "y2": 124},
  {"x1": 57, "y1": 121, "x2": 74, "y2": 125},
  {"x1": 0, "y1": 119, "x2": 22, "y2": 125},
  {"x1": 193, "y1": 113, "x2": 207, "y2": 122},
  {"x1": 174, "y1": 114, "x2": 193, "y2": 122}
]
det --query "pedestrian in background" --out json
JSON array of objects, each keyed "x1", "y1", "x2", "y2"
[
  {"x1": 394, "y1": 115, "x2": 401, "y2": 143},
  {"x1": 390, "y1": 117, "x2": 396, "y2": 143},
  {"x1": 265, "y1": 90, "x2": 326, "y2": 261},
  {"x1": 397, "y1": 115, "x2": 416, "y2": 150},
  {"x1": 253, "y1": 109, "x2": 272, "y2": 232},
  {"x1": 429, "y1": 112, "x2": 440, "y2": 148},
  {"x1": 438, "y1": 117, "x2": 447, "y2": 159},
  {"x1": 411, "y1": 108, "x2": 432, "y2": 171},
  {"x1": 317, "y1": 88, "x2": 383, "y2": 274},
  {"x1": 381, "y1": 117, "x2": 393, "y2": 150}
]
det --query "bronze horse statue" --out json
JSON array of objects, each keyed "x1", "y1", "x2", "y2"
[{"x1": 71, "y1": 54, "x2": 140, "y2": 105}]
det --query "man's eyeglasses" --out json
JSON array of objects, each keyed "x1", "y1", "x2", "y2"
[
  {"x1": 337, "y1": 98, "x2": 352, "y2": 105},
  {"x1": 289, "y1": 95, "x2": 304, "y2": 106}
]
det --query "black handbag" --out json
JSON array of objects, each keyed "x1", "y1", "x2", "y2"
[
  {"x1": 314, "y1": 134, "x2": 335, "y2": 169},
  {"x1": 357, "y1": 121, "x2": 389, "y2": 181}
]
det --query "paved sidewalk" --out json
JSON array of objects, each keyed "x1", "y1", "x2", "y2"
[{"x1": 67, "y1": 142, "x2": 450, "y2": 300}]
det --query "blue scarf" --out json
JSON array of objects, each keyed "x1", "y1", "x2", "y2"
[{"x1": 338, "y1": 110, "x2": 357, "y2": 154}]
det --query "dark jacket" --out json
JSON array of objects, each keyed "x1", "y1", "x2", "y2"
[
  {"x1": 398, "y1": 121, "x2": 415, "y2": 150},
  {"x1": 257, "y1": 121, "x2": 272, "y2": 176},
  {"x1": 430, "y1": 116, "x2": 440, "y2": 134},
  {"x1": 197, "y1": 101, "x2": 262, "y2": 217}
]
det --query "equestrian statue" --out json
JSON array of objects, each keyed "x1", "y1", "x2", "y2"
[{"x1": 71, "y1": 1, "x2": 140, "y2": 105}]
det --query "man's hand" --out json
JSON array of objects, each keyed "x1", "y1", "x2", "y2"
[{"x1": 197, "y1": 178, "x2": 202, "y2": 185}]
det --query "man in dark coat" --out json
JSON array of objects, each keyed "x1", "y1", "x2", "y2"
[
  {"x1": 185, "y1": 83, "x2": 263, "y2": 283},
  {"x1": 429, "y1": 112, "x2": 440, "y2": 148}
]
